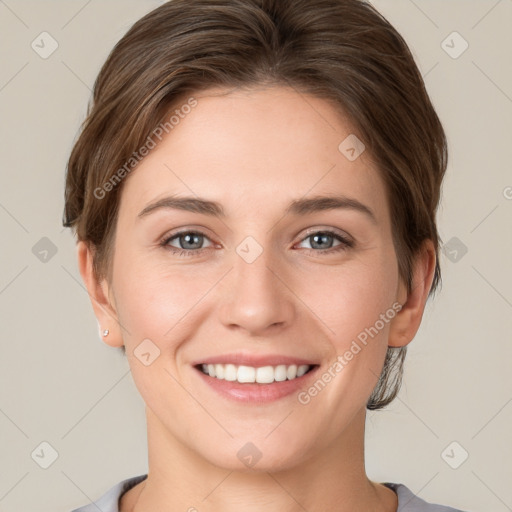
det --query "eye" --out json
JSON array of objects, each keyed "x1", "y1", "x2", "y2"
[
  {"x1": 160, "y1": 230, "x2": 213, "y2": 256},
  {"x1": 296, "y1": 230, "x2": 354, "y2": 254},
  {"x1": 159, "y1": 228, "x2": 354, "y2": 258}
]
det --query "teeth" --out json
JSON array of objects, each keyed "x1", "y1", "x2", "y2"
[
  {"x1": 296, "y1": 365, "x2": 308, "y2": 377},
  {"x1": 199, "y1": 363, "x2": 312, "y2": 383},
  {"x1": 215, "y1": 364, "x2": 224, "y2": 379}
]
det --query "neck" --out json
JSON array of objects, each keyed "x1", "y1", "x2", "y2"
[{"x1": 125, "y1": 406, "x2": 397, "y2": 512}]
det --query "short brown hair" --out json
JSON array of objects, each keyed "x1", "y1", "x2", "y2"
[{"x1": 63, "y1": 0, "x2": 447, "y2": 410}]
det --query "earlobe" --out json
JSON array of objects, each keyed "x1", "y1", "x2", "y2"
[
  {"x1": 387, "y1": 240, "x2": 437, "y2": 348},
  {"x1": 76, "y1": 241, "x2": 124, "y2": 348}
]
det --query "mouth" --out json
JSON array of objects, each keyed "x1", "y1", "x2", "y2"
[
  {"x1": 192, "y1": 359, "x2": 320, "y2": 403},
  {"x1": 195, "y1": 363, "x2": 318, "y2": 384}
]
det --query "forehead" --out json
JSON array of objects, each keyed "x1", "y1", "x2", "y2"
[{"x1": 119, "y1": 86, "x2": 388, "y2": 222}]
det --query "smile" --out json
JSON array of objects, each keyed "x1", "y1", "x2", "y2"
[{"x1": 198, "y1": 363, "x2": 314, "y2": 384}]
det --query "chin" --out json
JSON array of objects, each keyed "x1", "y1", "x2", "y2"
[{"x1": 192, "y1": 433, "x2": 312, "y2": 474}]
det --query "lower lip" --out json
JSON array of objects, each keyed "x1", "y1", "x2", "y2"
[{"x1": 194, "y1": 366, "x2": 319, "y2": 403}]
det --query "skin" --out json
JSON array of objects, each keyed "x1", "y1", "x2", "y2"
[{"x1": 78, "y1": 85, "x2": 436, "y2": 512}]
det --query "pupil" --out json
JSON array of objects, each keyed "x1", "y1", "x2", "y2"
[
  {"x1": 312, "y1": 233, "x2": 332, "y2": 249},
  {"x1": 182, "y1": 233, "x2": 202, "y2": 249}
]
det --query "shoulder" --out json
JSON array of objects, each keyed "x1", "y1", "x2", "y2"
[
  {"x1": 69, "y1": 474, "x2": 148, "y2": 512},
  {"x1": 70, "y1": 476, "x2": 469, "y2": 512},
  {"x1": 384, "y1": 483, "x2": 470, "y2": 512}
]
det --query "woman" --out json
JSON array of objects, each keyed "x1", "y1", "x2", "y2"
[{"x1": 64, "y1": 0, "x2": 467, "y2": 510}]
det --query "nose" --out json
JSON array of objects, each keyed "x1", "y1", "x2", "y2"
[{"x1": 218, "y1": 243, "x2": 296, "y2": 337}]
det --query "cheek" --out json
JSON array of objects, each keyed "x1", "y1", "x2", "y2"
[
  {"x1": 296, "y1": 251, "x2": 398, "y2": 347},
  {"x1": 110, "y1": 258, "x2": 209, "y2": 408},
  {"x1": 112, "y1": 250, "x2": 215, "y2": 340},
  {"x1": 296, "y1": 249, "x2": 399, "y2": 411}
]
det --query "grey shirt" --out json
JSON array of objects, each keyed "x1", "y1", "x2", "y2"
[{"x1": 70, "y1": 474, "x2": 469, "y2": 512}]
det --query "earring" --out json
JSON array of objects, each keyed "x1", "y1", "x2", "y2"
[{"x1": 103, "y1": 329, "x2": 110, "y2": 337}]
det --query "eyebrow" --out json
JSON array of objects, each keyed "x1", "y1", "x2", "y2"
[{"x1": 137, "y1": 194, "x2": 377, "y2": 224}]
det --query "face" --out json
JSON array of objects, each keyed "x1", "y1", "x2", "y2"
[{"x1": 100, "y1": 86, "x2": 406, "y2": 471}]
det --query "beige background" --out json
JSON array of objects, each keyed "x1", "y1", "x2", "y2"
[{"x1": 0, "y1": 1, "x2": 511, "y2": 511}]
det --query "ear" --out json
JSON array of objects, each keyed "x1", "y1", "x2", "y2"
[
  {"x1": 388, "y1": 239, "x2": 437, "y2": 348},
  {"x1": 77, "y1": 241, "x2": 124, "y2": 348}
]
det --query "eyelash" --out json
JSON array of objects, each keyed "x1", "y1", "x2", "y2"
[{"x1": 159, "y1": 229, "x2": 354, "y2": 258}]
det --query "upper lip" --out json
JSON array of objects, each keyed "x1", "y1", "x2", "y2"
[{"x1": 192, "y1": 353, "x2": 318, "y2": 367}]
